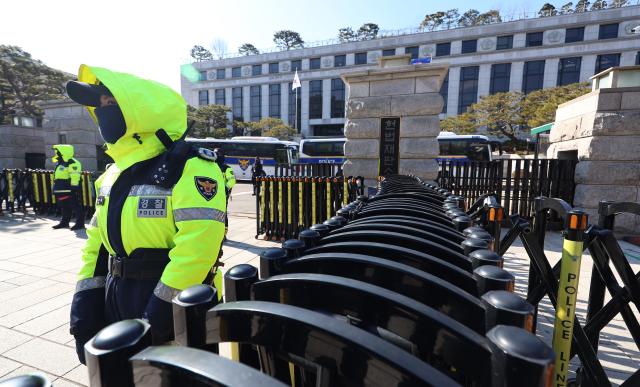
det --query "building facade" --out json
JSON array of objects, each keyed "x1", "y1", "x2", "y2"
[{"x1": 182, "y1": 6, "x2": 640, "y2": 138}]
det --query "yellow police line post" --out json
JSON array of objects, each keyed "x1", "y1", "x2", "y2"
[
  {"x1": 311, "y1": 178, "x2": 317, "y2": 225},
  {"x1": 31, "y1": 171, "x2": 40, "y2": 212},
  {"x1": 7, "y1": 170, "x2": 14, "y2": 211},
  {"x1": 298, "y1": 178, "x2": 304, "y2": 231},
  {"x1": 551, "y1": 210, "x2": 588, "y2": 386},
  {"x1": 326, "y1": 178, "x2": 331, "y2": 220}
]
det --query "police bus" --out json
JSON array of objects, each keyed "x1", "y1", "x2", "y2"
[
  {"x1": 298, "y1": 138, "x2": 346, "y2": 164},
  {"x1": 437, "y1": 132, "x2": 493, "y2": 163},
  {"x1": 187, "y1": 137, "x2": 298, "y2": 181}
]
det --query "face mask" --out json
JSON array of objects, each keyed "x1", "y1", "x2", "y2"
[{"x1": 95, "y1": 105, "x2": 127, "y2": 144}]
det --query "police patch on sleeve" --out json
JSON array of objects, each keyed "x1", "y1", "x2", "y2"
[{"x1": 194, "y1": 176, "x2": 218, "y2": 201}]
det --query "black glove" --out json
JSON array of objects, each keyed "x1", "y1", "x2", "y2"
[
  {"x1": 143, "y1": 293, "x2": 175, "y2": 344},
  {"x1": 70, "y1": 287, "x2": 107, "y2": 364}
]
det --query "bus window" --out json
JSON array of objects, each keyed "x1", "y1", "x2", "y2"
[
  {"x1": 468, "y1": 144, "x2": 490, "y2": 161},
  {"x1": 301, "y1": 141, "x2": 345, "y2": 157},
  {"x1": 275, "y1": 148, "x2": 289, "y2": 164}
]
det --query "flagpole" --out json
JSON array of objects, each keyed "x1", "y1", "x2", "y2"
[{"x1": 295, "y1": 87, "x2": 298, "y2": 133}]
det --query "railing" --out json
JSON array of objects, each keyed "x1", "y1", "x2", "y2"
[
  {"x1": 274, "y1": 163, "x2": 342, "y2": 177},
  {"x1": 437, "y1": 159, "x2": 578, "y2": 218}
]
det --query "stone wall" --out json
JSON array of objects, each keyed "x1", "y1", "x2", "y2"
[
  {"x1": 41, "y1": 100, "x2": 102, "y2": 171},
  {"x1": 547, "y1": 86, "x2": 640, "y2": 233},
  {"x1": 342, "y1": 56, "x2": 447, "y2": 186},
  {"x1": 0, "y1": 125, "x2": 46, "y2": 169}
]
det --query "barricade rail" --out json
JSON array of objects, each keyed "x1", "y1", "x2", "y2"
[
  {"x1": 274, "y1": 163, "x2": 342, "y2": 177},
  {"x1": 0, "y1": 168, "x2": 96, "y2": 218},
  {"x1": 255, "y1": 175, "x2": 364, "y2": 240}
]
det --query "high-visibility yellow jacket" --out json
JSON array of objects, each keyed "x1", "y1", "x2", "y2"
[
  {"x1": 222, "y1": 164, "x2": 236, "y2": 190},
  {"x1": 52, "y1": 144, "x2": 82, "y2": 194},
  {"x1": 76, "y1": 64, "x2": 226, "y2": 300}
]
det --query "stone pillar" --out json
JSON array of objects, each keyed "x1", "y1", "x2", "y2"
[
  {"x1": 341, "y1": 55, "x2": 448, "y2": 186},
  {"x1": 42, "y1": 100, "x2": 101, "y2": 171},
  {"x1": 510, "y1": 62, "x2": 524, "y2": 92},
  {"x1": 547, "y1": 67, "x2": 640, "y2": 233}
]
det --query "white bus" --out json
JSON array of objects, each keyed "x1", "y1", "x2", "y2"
[
  {"x1": 437, "y1": 132, "x2": 493, "y2": 163},
  {"x1": 186, "y1": 137, "x2": 298, "y2": 181},
  {"x1": 298, "y1": 138, "x2": 346, "y2": 164}
]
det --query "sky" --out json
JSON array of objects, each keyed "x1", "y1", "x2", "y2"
[{"x1": 2, "y1": 0, "x2": 548, "y2": 92}]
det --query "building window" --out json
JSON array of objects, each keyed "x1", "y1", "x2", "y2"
[
  {"x1": 232, "y1": 67, "x2": 241, "y2": 78},
  {"x1": 526, "y1": 32, "x2": 543, "y2": 47},
  {"x1": 250, "y1": 86, "x2": 261, "y2": 121},
  {"x1": 355, "y1": 52, "x2": 367, "y2": 65},
  {"x1": 330, "y1": 78, "x2": 345, "y2": 118},
  {"x1": 252, "y1": 64, "x2": 262, "y2": 76},
  {"x1": 461, "y1": 40, "x2": 477, "y2": 54},
  {"x1": 404, "y1": 46, "x2": 419, "y2": 59},
  {"x1": 522, "y1": 60, "x2": 545, "y2": 94},
  {"x1": 310, "y1": 58, "x2": 321, "y2": 69},
  {"x1": 199, "y1": 71, "x2": 207, "y2": 81},
  {"x1": 269, "y1": 63, "x2": 279, "y2": 74},
  {"x1": 269, "y1": 84, "x2": 281, "y2": 118},
  {"x1": 291, "y1": 60, "x2": 302, "y2": 71},
  {"x1": 58, "y1": 133, "x2": 67, "y2": 144},
  {"x1": 436, "y1": 42, "x2": 451, "y2": 57},
  {"x1": 309, "y1": 80, "x2": 323, "y2": 119},
  {"x1": 334, "y1": 55, "x2": 346, "y2": 67},
  {"x1": 458, "y1": 66, "x2": 479, "y2": 114},
  {"x1": 636, "y1": 52, "x2": 640, "y2": 66},
  {"x1": 288, "y1": 83, "x2": 301, "y2": 131},
  {"x1": 496, "y1": 35, "x2": 513, "y2": 50},
  {"x1": 490, "y1": 63, "x2": 511, "y2": 94},
  {"x1": 565, "y1": 27, "x2": 584, "y2": 43},
  {"x1": 595, "y1": 53, "x2": 620, "y2": 74},
  {"x1": 382, "y1": 49, "x2": 396, "y2": 57},
  {"x1": 440, "y1": 71, "x2": 449, "y2": 113},
  {"x1": 232, "y1": 87, "x2": 243, "y2": 121},
  {"x1": 216, "y1": 69, "x2": 225, "y2": 79},
  {"x1": 599, "y1": 23, "x2": 618, "y2": 40},
  {"x1": 214, "y1": 89, "x2": 225, "y2": 105},
  {"x1": 198, "y1": 90, "x2": 209, "y2": 106},
  {"x1": 557, "y1": 57, "x2": 582, "y2": 86}
]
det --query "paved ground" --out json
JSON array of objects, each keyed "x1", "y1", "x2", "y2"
[{"x1": 0, "y1": 183, "x2": 637, "y2": 385}]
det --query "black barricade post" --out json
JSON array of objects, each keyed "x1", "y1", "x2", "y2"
[
  {"x1": 0, "y1": 374, "x2": 50, "y2": 387},
  {"x1": 224, "y1": 264, "x2": 260, "y2": 368},
  {"x1": 84, "y1": 319, "x2": 152, "y2": 387},
  {"x1": 474, "y1": 265, "x2": 515, "y2": 294},
  {"x1": 482, "y1": 291, "x2": 535, "y2": 332},
  {"x1": 172, "y1": 284, "x2": 218, "y2": 352}
]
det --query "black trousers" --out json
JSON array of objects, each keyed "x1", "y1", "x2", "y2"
[{"x1": 57, "y1": 189, "x2": 84, "y2": 225}]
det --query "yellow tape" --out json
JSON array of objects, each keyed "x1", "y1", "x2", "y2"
[
  {"x1": 551, "y1": 238, "x2": 584, "y2": 387},
  {"x1": 287, "y1": 181, "x2": 292, "y2": 225},
  {"x1": 298, "y1": 180, "x2": 303, "y2": 227},
  {"x1": 311, "y1": 180, "x2": 317, "y2": 225}
]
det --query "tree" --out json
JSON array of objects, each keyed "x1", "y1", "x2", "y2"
[
  {"x1": 471, "y1": 92, "x2": 525, "y2": 142},
  {"x1": 0, "y1": 45, "x2": 69, "y2": 124},
  {"x1": 521, "y1": 83, "x2": 590, "y2": 128},
  {"x1": 440, "y1": 112, "x2": 477, "y2": 134},
  {"x1": 539, "y1": 3, "x2": 558, "y2": 16},
  {"x1": 238, "y1": 117, "x2": 295, "y2": 140},
  {"x1": 210, "y1": 38, "x2": 228, "y2": 59},
  {"x1": 609, "y1": 0, "x2": 627, "y2": 7},
  {"x1": 476, "y1": 10, "x2": 501, "y2": 25},
  {"x1": 238, "y1": 43, "x2": 260, "y2": 56},
  {"x1": 458, "y1": 9, "x2": 480, "y2": 27},
  {"x1": 420, "y1": 12, "x2": 446, "y2": 31},
  {"x1": 442, "y1": 9, "x2": 460, "y2": 29},
  {"x1": 187, "y1": 104, "x2": 231, "y2": 138},
  {"x1": 273, "y1": 30, "x2": 304, "y2": 50},
  {"x1": 357, "y1": 23, "x2": 380, "y2": 40},
  {"x1": 338, "y1": 27, "x2": 358, "y2": 42},
  {"x1": 190, "y1": 45, "x2": 213, "y2": 62},
  {"x1": 560, "y1": 2, "x2": 575, "y2": 14},
  {"x1": 591, "y1": 0, "x2": 607, "y2": 10},
  {"x1": 575, "y1": 0, "x2": 591, "y2": 12}
]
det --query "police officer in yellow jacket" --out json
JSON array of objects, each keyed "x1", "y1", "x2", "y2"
[
  {"x1": 51, "y1": 144, "x2": 84, "y2": 230},
  {"x1": 214, "y1": 148, "x2": 235, "y2": 236},
  {"x1": 66, "y1": 65, "x2": 226, "y2": 364}
]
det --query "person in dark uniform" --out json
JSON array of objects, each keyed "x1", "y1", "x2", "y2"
[{"x1": 251, "y1": 157, "x2": 264, "y2": 196}]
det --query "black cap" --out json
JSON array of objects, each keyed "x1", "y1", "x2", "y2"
[{"x1": 66, "y1": 81, "x2": 113, "y2": 107}]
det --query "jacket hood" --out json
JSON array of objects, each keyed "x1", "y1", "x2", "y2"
[
  {"x1": 52, "y1": 144, "x2": 74, "y2": 163},
  {"x1": 77, "y1": 64, "x2": 187, "y2": 170}
]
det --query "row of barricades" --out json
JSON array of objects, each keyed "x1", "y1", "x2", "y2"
[
  {"x1": 2, "y1": 175, "x2": 556, "y2": 387},
  {"x1": 0, "y1": 169, "x2": 96, "y2": 217},
  {"x1": 255, "y1": 175, "x2": 364, "y2": 240}
]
